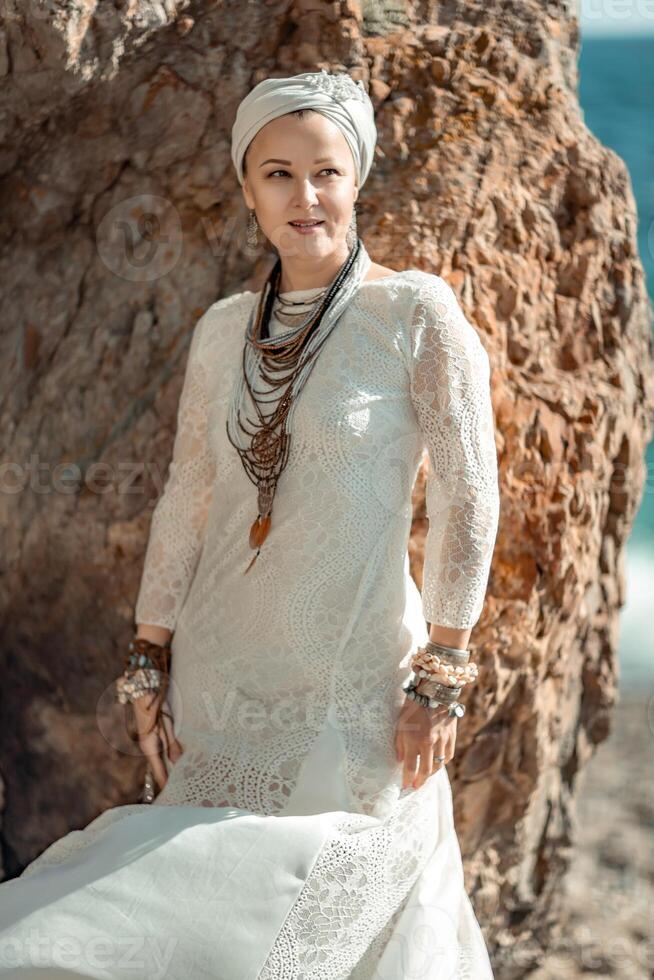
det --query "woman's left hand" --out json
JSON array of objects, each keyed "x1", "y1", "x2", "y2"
[{"x1": 394, "y1": 696, "x2": 458, "y2": 789}]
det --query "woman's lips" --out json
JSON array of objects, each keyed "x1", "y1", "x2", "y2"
[{"x1": 288, "y1": 221, "x2": 324, "y2": 234}]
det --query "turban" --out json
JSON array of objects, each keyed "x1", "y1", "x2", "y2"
[{"x1": 231, "y1": 69, "x2": 377, "y2": 189}]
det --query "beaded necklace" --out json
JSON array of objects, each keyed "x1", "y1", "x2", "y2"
[{"x1": 225, "y1": 237, "x2": 371, "y2": 573}]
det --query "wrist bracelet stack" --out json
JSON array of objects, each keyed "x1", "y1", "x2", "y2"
[
  {"x1": 402, "y1": 639, "x2": 480, "y2": 719},
  {"x1": 115, "y1": 638, "x2": 173, "y2": 752}
]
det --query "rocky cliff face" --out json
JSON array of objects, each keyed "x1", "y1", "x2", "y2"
[{"x1": 1, "y1": 0, "x2": 653, "y2": 972}]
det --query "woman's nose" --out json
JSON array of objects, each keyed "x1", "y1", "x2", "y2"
[{"x1": 292, "y1": 179, "x2": 319, "y2": 206}]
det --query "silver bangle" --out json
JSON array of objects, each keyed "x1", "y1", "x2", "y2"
[
  {"x1": 402, "y1": 679, "x2": 466, "y2": 717},
  {"x1": 423, "y1": 640, "x2": 470, "y2": 665}
]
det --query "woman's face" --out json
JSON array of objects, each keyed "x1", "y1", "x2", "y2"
[{"x1": 241, "y1": 111, "x2": 358, "y2": 261}]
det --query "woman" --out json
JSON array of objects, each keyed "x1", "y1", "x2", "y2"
[{"x1": 0, "y1": 70, "x2": 500, "y2": 979}]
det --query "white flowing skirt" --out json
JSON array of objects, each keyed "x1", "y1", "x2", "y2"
[{"x1": 0, "y1": 761, "x2": 493, "y2": 979}]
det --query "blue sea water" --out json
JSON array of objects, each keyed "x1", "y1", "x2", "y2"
[{"x1": 578, "y1": 36, "x2": 654, "y2": 691}]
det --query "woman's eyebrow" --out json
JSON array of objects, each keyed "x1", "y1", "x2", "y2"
[{"x1": 259, "y1": 157, "x2": 337, "y2": 167}]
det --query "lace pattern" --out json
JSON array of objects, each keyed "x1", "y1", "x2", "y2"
[
  {"x1": 257, "y1": 783, "x2": 439, "y2": 979},
  {"x1": 134, "y1": 310, "x2": 217, "y2": 630},
  {"x1": 408, "y1": 277, "x2": 500, "y2": 627}
]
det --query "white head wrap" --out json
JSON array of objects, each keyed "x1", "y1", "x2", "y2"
[{"x1": 231, "y1": 69, "x2": 377, "y2": 189}]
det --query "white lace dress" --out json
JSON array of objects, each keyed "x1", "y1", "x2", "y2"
[{"x1": 0, "y1": 270, "x2": 500, "y2": 979}]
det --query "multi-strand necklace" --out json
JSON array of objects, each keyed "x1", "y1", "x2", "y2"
[{"x1": 225, "y1": 238, "x2": 365, "y2": 574}]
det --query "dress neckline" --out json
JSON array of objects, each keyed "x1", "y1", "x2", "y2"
[
  {"x1": 276, "y1": 285, "x2": 327, "y2": 301},
  {"x1": 276, "y1": 270, "x2": 411, "y2": 300}
]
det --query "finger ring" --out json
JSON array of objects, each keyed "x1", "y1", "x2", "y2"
[{"x1": 435, "y1": 755, "x2": 446, "y2": 763}]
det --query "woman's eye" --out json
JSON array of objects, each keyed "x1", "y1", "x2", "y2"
[{"x1": 267, "y1": 169, "x2": 339, "y2": 178}]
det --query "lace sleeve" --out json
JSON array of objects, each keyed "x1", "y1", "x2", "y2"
[
  {"x1": 134, "y1": 309, "x2": 216, "y2": 632},
  {"x1": 408, "y1": 276, "x2": 500, "y2": 629}
]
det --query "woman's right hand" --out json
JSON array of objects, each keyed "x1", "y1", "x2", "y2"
[{"x1": 132, "y1": 691, "x2": 184, "y2": 791}]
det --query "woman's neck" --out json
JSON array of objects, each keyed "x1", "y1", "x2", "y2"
[{"x1": 277, "y1": 248, "x2": 350, "y2": 293}]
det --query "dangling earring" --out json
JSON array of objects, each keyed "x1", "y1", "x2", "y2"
[
  {"x1": 346, "y1": 204, "x2": 358, "y2": 250},
  {"x1": 246, "y1": 209, "x2": 259, "y2": 251}
]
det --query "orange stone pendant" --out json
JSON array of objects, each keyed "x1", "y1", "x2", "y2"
[
  {"x1": 249, "y1": 513, "x2": 271, "y2": 549},
  {"x1": 245, "y1": 509, "x2": 273, "y2": 573}
]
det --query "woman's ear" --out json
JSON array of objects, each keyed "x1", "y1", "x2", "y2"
[{"x1": 242, "y1": 182, "x2": 255, "y2": 211}]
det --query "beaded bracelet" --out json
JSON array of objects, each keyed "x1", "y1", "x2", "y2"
[
  {"x1": 115, "y1": 667, "x2": 166, "y2": 704},
  {"x1": 114, "y1": 638, "x2": 173, "y2": 746},
  {"x1": 411, "y1": 658, "x2": 478, "y2": 687},
  {"x1": 410, "y1": 642, "x2": 478, "y2": 694}
]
